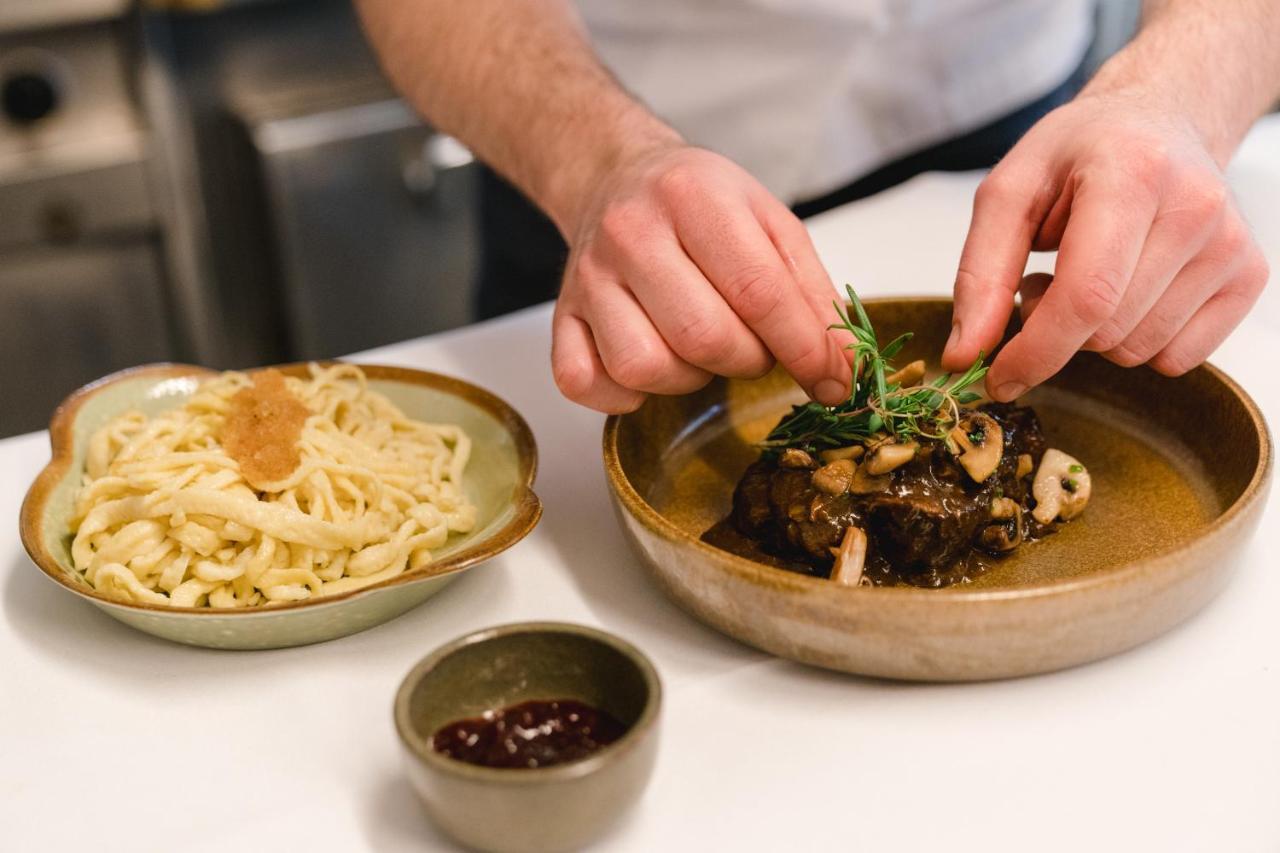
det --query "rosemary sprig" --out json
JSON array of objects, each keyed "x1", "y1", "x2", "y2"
[{"x1": 759, "y1": 285, "x2": 988, "y2": 454}]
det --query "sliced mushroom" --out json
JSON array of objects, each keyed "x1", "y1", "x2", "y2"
[
  {"x1": 886, "y1": 359, "x2": 926, "y2": 388},
  {"x1": 829, "y1": 525, "x2": 868, "y2": 586},
  {"x1": 947, "y1": 412, "x2": 1004, "y2": 483},
  {"x1": 1016, "y1": 453, "x2": 1034, "y2": 480},
  {"x1": 977, "y1": 511, "x2": 1023, "y2": 554},
  {"x1": 862, "y1": 431, "x2": 891, "y2": 450},
  {"x1": 990, "y1": 497, "x2": 1019, "y2": 519},
  {"x1": 865, "y1": 440, "x2": 919, "y2": 475},
  {"x1": 811, "y1": 459, "x2": 856, "y2": 495},
  {"x1": 848, "y1": 461, "x2": 891, "y2": 494},
  {"x1": 779, "y1": 448, "x2": 816, "y2": 469},
  {"x1": 1031, "y1": 448, "x2": 1092, "y2": 524},
  {"x1": 819, "y1": 445, "x2": 864, "y2": 464}
]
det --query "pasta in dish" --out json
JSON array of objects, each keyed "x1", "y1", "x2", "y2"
[{"x1": 69, "y1": 363, "x2": 477, "y2": 608}]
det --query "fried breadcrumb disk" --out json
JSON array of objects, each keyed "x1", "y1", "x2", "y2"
[{"x1": 222, "y1": 369, "x2": 310, "y2": 489}]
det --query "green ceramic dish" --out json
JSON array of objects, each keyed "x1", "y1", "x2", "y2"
[
  {"x1": 19, "y1": 362, "x2": 541, "y2": 650},
  {"x1": 394, "y1": 622, "x2": 661, "y2": 853},
  {"x1": 604, "y1": 298, "x2": 1272, "y2": 681}
]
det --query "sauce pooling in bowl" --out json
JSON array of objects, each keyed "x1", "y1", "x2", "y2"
[{"x1": 430, "y1": 699, "x2": 628, "y2": 769}]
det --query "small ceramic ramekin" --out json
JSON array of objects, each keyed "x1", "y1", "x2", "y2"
[{"x1": 394, "y1": 622, "x2": 662, "y2": 853}]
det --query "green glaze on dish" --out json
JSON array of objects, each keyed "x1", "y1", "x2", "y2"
[{"x1": 20, "y1": 363, "x2": 541, "y2": 650}]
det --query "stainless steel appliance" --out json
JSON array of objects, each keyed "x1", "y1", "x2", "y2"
[
  {"x1": 148, "y1": 0, "x2": 479, "y2": 364},
  {"x1": 0, "y1": 0, "x2": 481, "y2": 437},
  {"x1": 230, "y1": 85, "x2": 478, "y2": 360},
  {"x1": 0, "y1": 5, "x2": 178, "y2": 437}
]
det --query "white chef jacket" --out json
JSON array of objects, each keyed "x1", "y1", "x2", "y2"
[{"x1": 578, "y1": 0, "x2": 1095, "y2": 203}]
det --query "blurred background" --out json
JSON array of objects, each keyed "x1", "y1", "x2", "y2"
[{"x1": 0, "y1": 0, "x2": 1142, "y2": 437}]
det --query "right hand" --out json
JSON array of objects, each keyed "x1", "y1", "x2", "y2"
[{"x1": 550, "y1": 145, "x2": 853, "y2": 413}]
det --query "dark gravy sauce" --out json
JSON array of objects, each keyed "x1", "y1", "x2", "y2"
[{"x1": 702, "y1": 518, "x2": 995, "y2": 588}]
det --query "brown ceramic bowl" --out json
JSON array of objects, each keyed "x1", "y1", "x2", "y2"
[
  {"x1": 20, "y1": 362, "x2": 541, "y2": 649},
  {"x1": 394, "y1": 622, "x2": 661, "y2": 853},
  {"x1": 603, "y1": 297, "x2": 1272, "y2": 681}
]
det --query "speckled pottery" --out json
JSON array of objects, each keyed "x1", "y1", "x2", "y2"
[
  {"x1": 394, "y1": 622, "x2": 661, "y2": 853},
  {"x1": 20, "y1": 363, "x2": 541, "y2": 650},
  {"x1": 603, "y1": 298, "x2": 1272, "y2": 681}
]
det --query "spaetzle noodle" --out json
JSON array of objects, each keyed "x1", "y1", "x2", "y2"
[{"x1": 70, "y1": 363, "x2": 477, "y2": 608}]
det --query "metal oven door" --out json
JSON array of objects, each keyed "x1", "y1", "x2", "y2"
[
  {"x1": 0, "y1": 244, "x2": 173, "y2": 436},
  {"x1": 234, "y1": 95, "x2": 479, "y2": 360},
  {"x1": 0, "y1": 16, "x2": 176, "y2": 437}
]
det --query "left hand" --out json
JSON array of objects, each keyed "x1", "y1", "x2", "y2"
[{"x1": 942, "y1": 90, "x2": 1270, "y2": 400}]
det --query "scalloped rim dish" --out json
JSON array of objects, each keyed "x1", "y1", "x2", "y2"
[{"x1": 20, "y1": 362, "x2": 542, "y2": 619}]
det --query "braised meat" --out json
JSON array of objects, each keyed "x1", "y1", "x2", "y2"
[{"x1": 728, "y1": 403, "x2": 1051, "y2": 587}]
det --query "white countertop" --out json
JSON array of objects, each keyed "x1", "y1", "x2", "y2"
[{"x1": 4, "y1": 116, "x2": 1279, "y2": 853}]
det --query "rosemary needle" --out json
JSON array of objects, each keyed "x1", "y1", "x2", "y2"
[{"x1": 759, "y1": 285, "x2": 988, "y2": 454}]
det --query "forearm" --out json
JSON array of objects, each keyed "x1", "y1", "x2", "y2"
[
  {"x1": 354, "y1": 0, "x2": 680, "y2": 238},
  {"x1": 1084, "y1": 0, "x2": 1280, "y2": 166}
]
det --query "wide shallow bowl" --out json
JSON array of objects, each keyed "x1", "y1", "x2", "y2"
[
  {"x1": 20, "y1": 362, "x2": 541, "y2": 650},
  {"x1": 394, "y1": 622, "x2": 661, "y2": 853},
  {"x1": 604, "y1": 297, "x2": 1272, "y2": 681}
]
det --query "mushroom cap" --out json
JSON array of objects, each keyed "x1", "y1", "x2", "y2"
[
  {"x1": 885, "y1": 359, "x2": 926, "y2": 388},
  {"x1": 1016, "y1": 453, "x2": 1034, "y2": 480},
  {"x1": 1032, "y1": 448, "x2": 1091, "y2": 524},
  {"x1": 977, "y1": 513, "x2": 1023, "y2": 553},
  {"x1": 812, "y1": 458, "x2": 856, "y2": 495},
  {"x1": 990, "y1": 496, "x2": 1019, "y2": 519},
  {"x1": 848, "y1": 460, "x2": 891, "y2": 494},
  {"x1": 865, "y1": 440, "x2": 918, "y2": 475},
  {"x1": 948, "y1": 412, "x2": 1004, "y2": 483},
  {"x1": 819, "y1": 445, "x2": 864, "y2": 464},
  {"x1": 780, "y1": 448, "x2": 816, "y2": 469}
]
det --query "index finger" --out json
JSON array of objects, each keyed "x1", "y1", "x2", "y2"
[
  {"x1": 985, "y1": 176, "x2": 1156, "y2": 399},
  {"x1": 942, "y1": 169, "x2": 1043, "y2": 371},
  {"x1": 673, "y1": 195, "x2": 851, "y2": 405},
  {"x1": 748, "y1": 188, "x2": 855, "y2": 356}
]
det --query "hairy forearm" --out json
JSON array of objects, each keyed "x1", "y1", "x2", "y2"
[
  {"x1": 354, "y1": 0, "x2": 680, "y2": 238},
  {"x1": 1085, "y1": 0, "x2": 1280, "y2": 165}
]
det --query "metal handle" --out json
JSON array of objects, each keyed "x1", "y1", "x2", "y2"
[{"x1": 402, "y1": 134, "x2": 474, "y2": 201}]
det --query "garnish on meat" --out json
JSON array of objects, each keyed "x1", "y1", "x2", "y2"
[
  {"x1": 758, "y1": 286, "x2": 989, "y2": 454},
  {"x1": 708, "y1": 286, "x2": 1091, "y2": 589}
]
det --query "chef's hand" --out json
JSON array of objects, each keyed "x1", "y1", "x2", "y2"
[
  {"x1": 551, "y1": 145, "x2": 852, "y2": 413},
  {"x1": 943, "y1": 92, "x2": 1269, "y2": 400}
]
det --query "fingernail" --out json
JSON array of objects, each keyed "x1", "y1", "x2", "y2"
[
  {"x1": 994, "y1": 381, "x2": 1026, "y2": 401},
  {"x1": 943, "y1": 321, "x2": 962, "y2": 357},
  {"x1": 814, "y1": 378, "x2": 847, "y2": 405}
]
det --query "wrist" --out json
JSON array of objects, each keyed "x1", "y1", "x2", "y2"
[
  {"x1": 537, "y1": 104, "x2": 684, "y2": 241},
  {"x1": 1083, "y1": 5, "x2": 1280, "y2": 169},
  {"x1": 1078, "y1": 82, "x2": 1224, "y2": 172},
  {"x1": 1083, "y1": 52, "x2": 1232, "y2": 168}
]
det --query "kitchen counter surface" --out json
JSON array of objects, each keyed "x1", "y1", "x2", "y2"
[{"x1": 4, "y1": 115, "x2": 1279, "y2": 852}]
